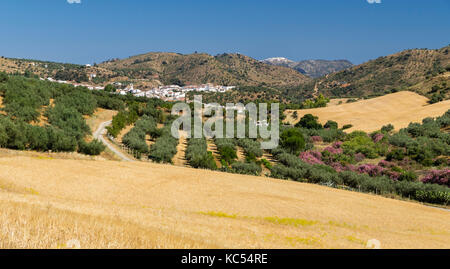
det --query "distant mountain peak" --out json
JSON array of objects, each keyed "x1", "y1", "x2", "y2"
[
  {"x1": 263, "y1": 57, "x2": 295, "y2": 65},
  {"x1": 262, "y1": 57, "x2": 353, "y2": 78}
]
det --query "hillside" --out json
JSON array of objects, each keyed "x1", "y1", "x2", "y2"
[
  {"x1": 263, "y1": 58, "x2": 353, "y2": 78},
  {"x1": 295, "y1": 60, "x2": 354, "y2": 78},
  {"x1": 99, "y1": 52, "x2": 311, "y2": 88},
  {"x1": 285, "y1": 91, "x2": 450, "y2": 133},
  {"x1": 0, "y1": 74, "x2": 449, "y2": 249},
  {"x1": 0, "y1": 56, "x2": 114, "y2": 85},
  {"x1": 316, "y1": 46, "x2": 450, "y2": 99},
  {"x1": 0, "y1": 155, "x2": 449, "y2": 249}
]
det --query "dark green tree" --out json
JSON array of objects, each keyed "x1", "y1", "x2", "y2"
[
  {"x1": 324, "y1": 120, "x2": 338, "y2": 129},
  {"x1": 104, "y1": 84, "x2": 117, "y2": 93},
  {"x1": 295, "y1": 114, "x2": 323, "y2": 129},
  {"x1": 280, "y1": 128, "x2": 306, "y2": 155}
]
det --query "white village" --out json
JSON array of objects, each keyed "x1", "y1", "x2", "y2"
[{"x1": 41, "y1": 76, "x2": 235, "y2": 102}]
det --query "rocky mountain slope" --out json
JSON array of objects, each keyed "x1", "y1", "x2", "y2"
[
  {"x1": 99, "y1": 52, "x2": 311, "y2": 88},
  {"x1": 316, "y1": 45, "x2": 450, "y2": 99},
  {"x1": 262, "y1": 58, "x2": 353, "y2": 78}
]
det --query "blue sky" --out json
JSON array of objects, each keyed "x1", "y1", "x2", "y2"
[{"x1": 0, "y1": 0, "x2": 449, "y2": 65}]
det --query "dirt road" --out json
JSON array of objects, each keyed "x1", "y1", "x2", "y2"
[{"x1": 94, "y1": 120, "x2": 134, "y2": 162}]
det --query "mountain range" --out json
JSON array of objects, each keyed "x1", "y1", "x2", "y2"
[
  {"x1": 1, "y1": 46, "x2": 449, "y2": 103},
  {"x1": 262, "y1": 57, "x2": 353, "y2": 78},
  {"x1": 99, "y1": 52, "x2": 311, "y2": 88}
]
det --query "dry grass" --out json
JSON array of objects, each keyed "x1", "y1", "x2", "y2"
[
  {"x1": 0, "y1": 96, "x2": 5, "y2": 116},
  {"x1": 0, "y1": 148, "x2": 108, "y2": 161},
  {"x1": 30, "y1": 99, "x2": 53, "y2": 127},
  {"x1": 0, "y1": 58, "x2": 39, "y2": 74},
  {"x1": 327, "y1": 98, "x2": 350, "y2": 107},
  {"x1": 0, "y1": 200, "x2": 207, "y2": 249},
  {"x1": 0, "y1": 156, "x2": 449, "y2": 249},
  {"x1": 85, "y1": 108, "x2": 117, "y2": 136},
  {"x1": 207, "y1": 139, "x2": 222, "y2": 168},
  {"x1": 285, "y1": 91, "x2": 450, "y2": 133},
  {"x1": 172, "y1": 135, "x2": 187, "y2": 166},
  {"x1": 236, "y1": 146, "x2": 246, "y2": 162},
  {"x1": 116, "y1": 124, "x2": 134, "y2": 144},
  {"x1": 0, "y1": 58, "x2": 117, "y2": 85},
  {"x1": 145, "y1": 134, "x2": 154, "y2": 147}
]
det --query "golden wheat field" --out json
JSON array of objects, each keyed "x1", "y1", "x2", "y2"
[
  {"x1": 0, "y1": 156, "x2": 449, "y2": 249},
  {"x1": 285, "y1": 91, "x2": 450, "y2": 133}
]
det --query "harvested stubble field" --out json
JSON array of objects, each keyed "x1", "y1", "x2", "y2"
[
  {"x1": 285, "y1": 91, "x2": 450, "y2": 133},
  {"x1": 0, "y1": 156, "x2": 449, "y2": 249}
]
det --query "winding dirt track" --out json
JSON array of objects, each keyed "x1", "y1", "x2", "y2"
[{"x1": 94, "y1": 120, "x2": 134, "y2": 162}]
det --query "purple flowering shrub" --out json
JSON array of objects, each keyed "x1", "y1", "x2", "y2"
[
  {"x1": 354, "y1": 153, "x2": 366, "y2": 163},
  {"x1": 421, "y1": 169, "x2": 450, "y2": 187},
  {"x1": 357, "y1": 164, "x2": 385, "y2": 177},
  {"x1": 299, "y1": 151, "x2": 324, "y2": 165},
  {"x1": 372, "y1": 133, "x2": 384, "y2": 143},
  {"x1": 323, "y1": 146, "x2": 343, "y2": 155},
  {"x1": 378, "y1": 160, "x2": 395, "y2": 168},
  {"x1": 332, "y1": 141, "x2": 343, "y2": 148},
  {"x1": 383, "y1": 171, "x2": 401, "y2": 181},
  {"x1": 330, "y1": 162, "x2": 345, "y2": 172},
  {"x1": 345, "y1": 164, "x2": 358, "y2": 172}
]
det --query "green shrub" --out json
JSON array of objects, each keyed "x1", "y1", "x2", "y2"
[
  {"x1": 46, "y1": 105, "x2": 90, "y2": 141},
  {"x1": 149, "y1": 135, "x2": 178, "y2": 163},
  {"x1": 0, "y1": 72, "x2": 8, "y2": 83},
  {"x1": 324, "y1": 120, "x2": 338, "y2": 129},
  {"x1": 302, "y1": 127, "x2": 345, "y2": 143},
  {"x1": 215, "y1": 138, "x2": 237, "y2": 165},
  {"x1": 261, "y1": 159, "x2": 272, "y2": 170},
  {"x1": 414, "y1": 185, "x2": 449, "y2": 205},
  {"x1": 46, "y1": 126, "x2": 77, "y2": 152},
  {"x1": 26, "y1": 125, "x2": 49, "y2": 151},
  {"x1": 386, "y1": 148, "x2": 406, "y2": 161},
  {"x1": 122, "y1": 115, "x2": 161, "y2": 158},
  {"x1": 305, "y1": 165, "x2": 341, "y2": 185},
  {"x1": 281, "y1": 128, "x2": 306, "y2": 155},
  {"x1": 398, "y1": 170, "x2": 418, "y2": 182},
  {"x1": 0, "y1": 117, "x2": 27, "y2": 150},
  {"x1": 231, "y1": 162, "x2": 262, "y2": 176},
  {"x1": 237, "y1": 139, "x2": 263, "y2": 159},
  {"x1": 186, "y1": 138, "x2": 217, "y2": 170},
  {"x1": 301, "y1": 94, "x2": 330, "y2": 109},
  {"x1": 78, "y1": 139, "x2": 105, "y2": 156},
  {"x1": 295, "y1": 114, "x2": 323, "y2": 129},
  {"x1": 55, "y1": 90, "x2": 97, "y2": 116},
  {"x1": 1, "y1": 76, "x2": 53, "y2": 122},
  {"x1": 94, "y1": 94, "x2": 125, "y2": 110},
  {"x1": 104, "y1": 84, "x2": 116, "y2": 93},
  {"x1": 270, "y1": 164, "x2": 307, "y2": 182},
  {"x1": 269, "y1": 150, "x2": 449, "y2": 205},
  {"x1": 342, "y1": 132, "x2": 378, "y2": 159},
  {"x1": 381, "y1": 124, "x2": 394, "y2": 133}
]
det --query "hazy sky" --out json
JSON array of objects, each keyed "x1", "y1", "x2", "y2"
[{"x1": 0, "y1": 0, "x2": 449, "y2": 65}]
